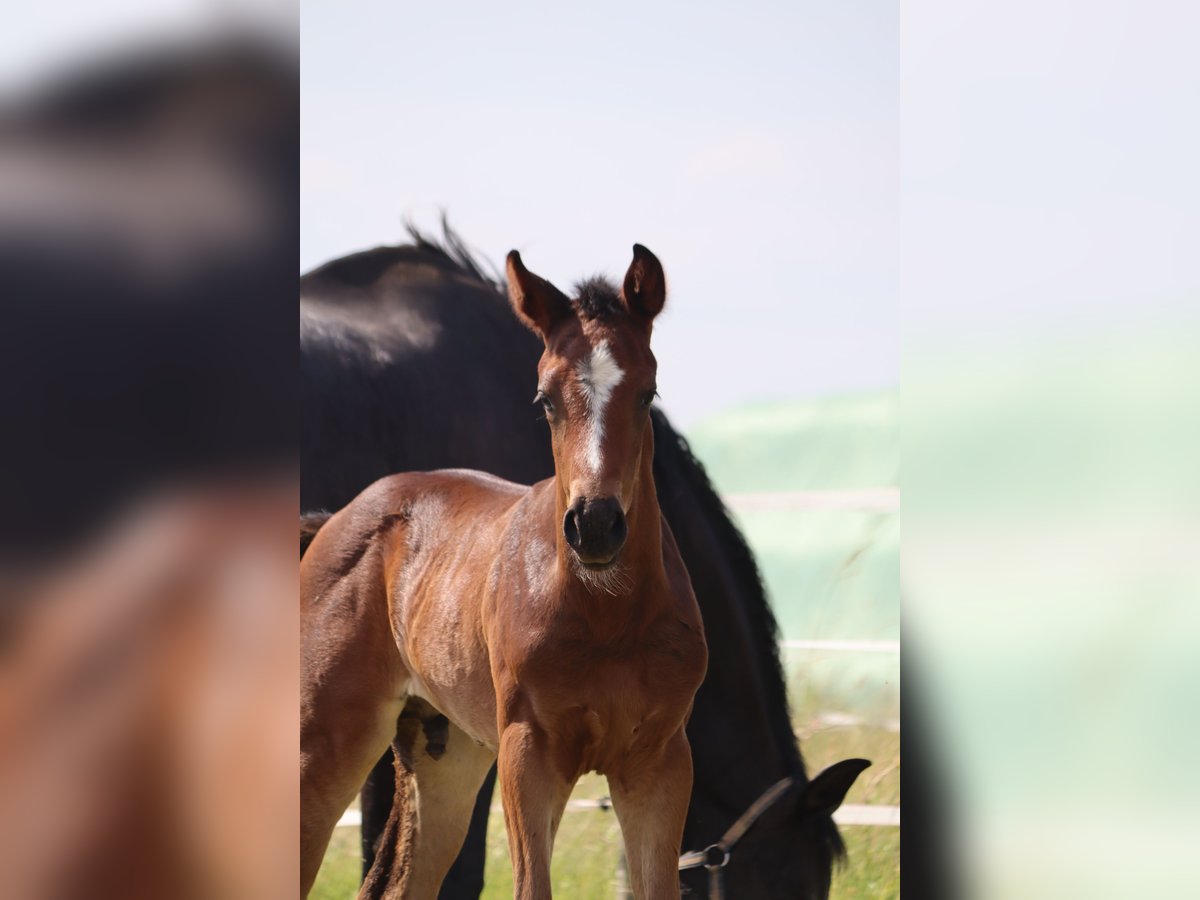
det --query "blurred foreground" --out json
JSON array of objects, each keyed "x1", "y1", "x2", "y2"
[
  {"x1": 0, "y1": 26, "x2": 298, "y2": 900},
  {"x1": 906, "y1": 326, "x2": 1200, "y2": 898}
]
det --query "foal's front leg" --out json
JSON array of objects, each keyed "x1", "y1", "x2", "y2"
[
  {"x1": 497, "y1": 721, "x2": 573, "y2": 900},
  {"x1": 609, "y1": 728, "x2": 693, "y2": 900}
]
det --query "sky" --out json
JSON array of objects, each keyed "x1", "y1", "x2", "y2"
[
  {"x1": 901, "y1": 0, "x2": 1200, "y2": 350},
  {"x1": 300, "y1": 1, "x2": 900, "y2": 426}
]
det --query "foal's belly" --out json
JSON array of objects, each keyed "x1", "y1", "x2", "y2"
[
  {"x1": 392, "y1": 582, "x2": 501, "y2": 750},
  {"x1": 401, "y1": 654, "x2": 499, "y2": 750}
]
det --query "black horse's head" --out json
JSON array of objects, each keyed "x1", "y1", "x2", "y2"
[{"x1": 681, "y1": 759, "x2": 870, "y2": 899}]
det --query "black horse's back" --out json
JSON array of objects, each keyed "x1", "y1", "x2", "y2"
[{"x1": 301, "y1": 228, "x2": 549, "y2": 513}]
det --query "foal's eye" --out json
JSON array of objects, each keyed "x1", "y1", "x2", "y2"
[
  {"x1": 640, "y1": 389, "x2": 658, "y2": 408},
  {"x1": 533, "y1": 391, "x2": 555, "y2": 416}
]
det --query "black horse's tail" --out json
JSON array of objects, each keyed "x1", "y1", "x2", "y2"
[{"x1": 300, "y1": 510, "x2": 332, "y2": 555}]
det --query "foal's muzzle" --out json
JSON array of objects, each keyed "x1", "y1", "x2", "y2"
[{"x1": 563, "y1": 496, "x2": 627, "y2": 567}]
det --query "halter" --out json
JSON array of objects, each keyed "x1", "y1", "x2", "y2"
[{"x1": 677, "y1": 775, "x2": 798, "y2": 900}]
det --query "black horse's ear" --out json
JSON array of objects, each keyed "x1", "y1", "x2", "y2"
[
  {"x1": 800, "y1": 759, "x2": 871, "y2": 816},
  {"x1": 621, "y1": 244, "x2": 666, "y2": 322},
  {"x1": 506, "y1": 250, "x2": 572, "y2": 339}
]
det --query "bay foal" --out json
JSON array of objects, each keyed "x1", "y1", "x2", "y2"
[{"x1": 301, "y1": 245, "x2": 708, "y2": 899}]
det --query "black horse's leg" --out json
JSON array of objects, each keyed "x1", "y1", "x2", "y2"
[
  {"x1": 437, "y1": 765, "x2": 496, "y2": 899},
  {"x1": 360, "y1": 758, "x2": 497, "y2": 899}
]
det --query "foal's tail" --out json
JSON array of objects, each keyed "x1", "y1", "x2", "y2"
[{"x1": 300, "y1": 510, "x2": 333, "y2": 555}]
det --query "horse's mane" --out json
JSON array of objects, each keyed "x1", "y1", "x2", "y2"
[
  {"x1": 650, "y1": 410, "x2": 846, "y2": 862},
  {"x1": 303, "y1": 223, "x2": 622, "y2": 325},
  {"x1": 404, "y1": 219, "x2": 504, "y2": 287},
  {"x1": 302, "y1": 218, "x2": 502, "y2": 291}
]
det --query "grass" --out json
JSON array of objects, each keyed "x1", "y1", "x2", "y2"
[
  {"x1": 310, "y1": 723, "x2": 898, "y2": 900},
  {"x1": 799, "y1": 713, "x2": 900, "y2": 900},
  {"x1": 836, "y1": 827, "x2": 900, "y2": 900},
  {"x1": 311, "y1": 824, "x2": 364, "y2": 900}
]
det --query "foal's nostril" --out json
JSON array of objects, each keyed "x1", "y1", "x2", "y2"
[
  {"x1": 609, "y1": 510, "x2": 628, "y2": 549},
  {"x1": 563, "y1": 507, "x2": 582, "y2": 549},
  {"x1": 565, "y1": 497, "x2": 627, "y2": 564}
]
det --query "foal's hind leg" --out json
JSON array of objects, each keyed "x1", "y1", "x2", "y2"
[
  {"x1": 608, "y1": 729, "x2": 693, "y2": 900},
  {"x1": 300, "y1": 566, "x2": 408, "y2": 897},
  {"x1": 361, "y1": 701, "x2": 496, "y2": 900}
]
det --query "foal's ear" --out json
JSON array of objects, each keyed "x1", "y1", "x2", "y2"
[
  {"x1": 506, "y1": 250, "x2": 572, "y2": 339},
  {"x1": 621, "y1": 244, "x2": 667, "y2": 322},
  {"x1": 799, "y1": 758, "x2": 871, "y2": 816}
]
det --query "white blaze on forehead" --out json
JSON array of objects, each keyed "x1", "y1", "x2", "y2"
[{"x1": 576, "y1": 339, "x2": 624, "y2": 472}]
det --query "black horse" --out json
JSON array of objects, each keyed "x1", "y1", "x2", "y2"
[{"x1": 300, "y1": 226, "x2": 867, "y2": 899}]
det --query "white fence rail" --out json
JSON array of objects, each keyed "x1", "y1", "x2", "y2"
[
  {"x1": 722, "y1": 488, "x2": 899, "y2": 513},
  {"x1": 781, "y1": 639, "x2": 899, "y2": 653},
  {"x1": 335, "y1": 802, "x2": 897, "y2": 830}
]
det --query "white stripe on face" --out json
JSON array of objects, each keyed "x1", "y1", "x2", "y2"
[{"x1": 576, "y1": 339, "x2": 624, "y2": 473}]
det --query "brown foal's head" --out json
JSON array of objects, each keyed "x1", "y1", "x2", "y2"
[{"x1": 506, "y1": 245, "x2": 666, "y2": 572}]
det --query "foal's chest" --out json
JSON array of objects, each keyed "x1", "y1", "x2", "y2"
[{"x1": 511, "y1": 617, "x2": 706, "y2": 775}]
